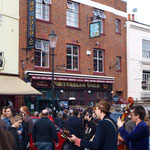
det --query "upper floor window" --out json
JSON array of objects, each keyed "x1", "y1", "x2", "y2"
[
  {"x1": 116, "y1": 19, "x2": 121, "y2": 33},
  {"x1": 142, "y1": 39, "x2": 150, "y2": 58},
  {"x1": 93, "y1": 9, "x2": 106, "y2": 34},
  {"x1": 116, "y1": 56, "x2": 121, "y2": 70},
  {"x1": 67, "y1": 44, "x2": 79, "y2": 70},
  {"x1": 36, "y1": 0, "x2": 51, "y2": 21},
  {"x1": 66, "y1": 1, "x2": 79, "y2": 28},
  {"x1": 93, "y1": 49, "x2": 104, "y2": 72},
  {"x1": 35, "y1": 39, "x2": 49, "y2": 67}
]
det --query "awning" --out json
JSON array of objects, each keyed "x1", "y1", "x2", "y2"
[{"x1": 0, "y1": 75, "x2": 42, "y2": 95}]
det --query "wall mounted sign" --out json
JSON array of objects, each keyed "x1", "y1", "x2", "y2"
[
  {"x1": 89, "y1": 22, "x2": 101, "y2": 38},
  {"x1": 27, "y1": 0, "x2": 36, "y2": 49}
]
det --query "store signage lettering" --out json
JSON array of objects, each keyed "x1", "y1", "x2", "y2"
[
  {"x1": 27, "y1": 0, "x2": 35, "y2": 49},
  {"x1": 54, "y1": 81, "x2": 100, "y2": 88}
]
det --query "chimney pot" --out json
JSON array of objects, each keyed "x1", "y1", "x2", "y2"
[
  {"x1": 128, "y1": 14, "x2": 131, "y2": 20},
  {"x1": 132, "y1": 14, "x2": 135, "y2": 21}
]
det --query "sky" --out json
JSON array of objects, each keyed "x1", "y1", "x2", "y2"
[{"x1": 127, "y1": 0, "x2": 150, "y2": 25}]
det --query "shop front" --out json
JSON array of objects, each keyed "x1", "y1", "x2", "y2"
[
  {"x1": 0, "y1": 74, "x2": 42, "y2": 111},
  {"x1": 25, "y1": 71, "x2": 114, "y2": 112}
]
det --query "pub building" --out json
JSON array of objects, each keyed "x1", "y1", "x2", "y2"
[{"x1": 25, "y1": 71, "x2": 114, "y2": 112}]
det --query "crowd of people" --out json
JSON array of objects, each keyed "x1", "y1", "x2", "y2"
[{"x1": 0, "y1": 100, "x2": 150, "y2": 150}]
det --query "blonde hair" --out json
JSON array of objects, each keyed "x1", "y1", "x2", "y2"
[{"x1": 11, "y1": 115, "x2": 22, "y2": 124}]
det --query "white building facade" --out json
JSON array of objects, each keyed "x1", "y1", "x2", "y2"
[
  {"x1": 0, "y1": 0, "x2": 19, "y2": 74},
  {"x1": 127, "y1": 20, "x2": 150, "y2": 103}
]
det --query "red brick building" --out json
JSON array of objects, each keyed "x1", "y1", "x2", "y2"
[{"x1": 19, "y1": 0, "x2": 127, "y2": 112}]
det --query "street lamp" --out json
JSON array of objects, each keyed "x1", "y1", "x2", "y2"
[{"x1": 49, "y1": 30, "x2": 57, "y2": 118}]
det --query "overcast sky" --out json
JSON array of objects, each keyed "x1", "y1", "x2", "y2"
[{"x1": 127, "y1": 0, "x2": 150, "y2": 25}]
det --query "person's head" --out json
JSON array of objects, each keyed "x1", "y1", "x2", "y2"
[
  {"x1": 20, "y1": 106, "x2": 29, "y2": 118},
  {"x1": 11, "y1": 115, "x2": 22, "y2": 129},
  {"x1": 131, "y1": 105, "x2": 146, "y2": 123},
  {"x1": 0, "y1": 124, "x2": 17, "y2": 150},
  {"x1": 6, "y1": 106, "x2": 14, "y2": 118},
  {"x1": 57, "y1": 111, "x2": 63, "y2": 118},
  {"x1": 95, "y1": 99, "x2": 111, "y2": 120},
  {"x1": 42, "y1": 109, "x2": 49, "y2": 117},
  {"x1": 73, "y1": 109, "x2": 80, "y2": 117},
  {"x1": 45, "y1": 107, "x2": 52, "y2": 116},
  {"x1": 1, "y1": 106, "x2": 7, "y2": 117},
  {"x1": 34, "y1": 111, "x2": 39, "y2": 117},
  {"x1": 84, "y1": 108, "x2": 93, "y2": 121}
]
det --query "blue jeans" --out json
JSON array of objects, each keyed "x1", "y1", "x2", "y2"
[{"x1": 36, "y1": 142, "x2": 52, "y2": 150}]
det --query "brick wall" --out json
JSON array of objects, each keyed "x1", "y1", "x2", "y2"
[{"x1": 19, "y1": 0, "x2": 127, "y2": 99}]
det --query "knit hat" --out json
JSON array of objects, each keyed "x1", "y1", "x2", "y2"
[{"x1": 96, "y1": 99, "x2": 111, "y2": 113}]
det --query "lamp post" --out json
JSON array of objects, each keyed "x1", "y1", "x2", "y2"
[{"x1": 49, "y1": 30, "x2": 57, "y2": 118}]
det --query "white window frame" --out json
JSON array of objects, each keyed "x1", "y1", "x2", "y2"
[
  {"x1": 143, "y1": 71, "x2": 150, "y2": 91},
  {"x1": 35, "y1": 39, "x2": 49, "y2": 68},
  {"x1": 93, "y1": 49, "x2": 104, "y2": 72},
  {"x1": 36, "y1": 0, "x2": 50, "y2": 21},
  {"x1": 93, "y1": 9, "x2": 106, "y2": 34},
  {"x1": 142, "y1": 39, "x2": 150, "y2": 59},
  {"x1": 67, "y1": 44, "x2": 79, "y2": 70},
  {"x1": 66, "y1": 1, "x2": 79, "y2": 28}
]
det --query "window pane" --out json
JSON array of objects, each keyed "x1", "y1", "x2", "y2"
[
  {"x1": 35, "y1": 51, "x2": 41, "y2": 66},
  {"x1": 93, "y1": 50, "x2": 97, "y2": 58},
  {"x1": 93, "y1": 49, "x2": 104, "y2": 72},
  {"x1": 42, "y1": 52, "x2": 49, "y2": 67},
  {"x1": 67, "y1": 56, "x2": 71, "y2": 69},
  {"x1": 66, "y1": 2, "x2": 79, "y2": 28},
  {"x1": 73, "y1": 57, "x2": 78, "y2": 69},
  {"x1": 35, "y1": 40, "x2": 49, "y2": 67},
  {"x1": 142, "y1": 40, "x2": 150, "y2": 58},
  {"x1": 116, "y1": 57, "x2": 121, "y2": 70},
  {"x1": 94, "y1": 59, "x2": 97, "y2": 71},
  {"x1": 99, "y1": 60, "x2": 103, "y2": 72},
  {"x1": 36, "y1": 0, "x2": 50, "y2": 21},
  {"x1": 67, "y1": 45, "x2": 79, "y2": 70},
  {"x1": 73, "y1": 46, "x2": 78, "y2": 55},
  {"x1": 67, "y1": 45, "x2": 71, "y2": 54}
]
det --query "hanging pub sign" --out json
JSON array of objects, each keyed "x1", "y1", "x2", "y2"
[
  {"x1": 27, "y1": 0, "x2": 36, "y2": 49},
  {"x1": 89, "y1": 21, "x2": 101, "y2": 38}
]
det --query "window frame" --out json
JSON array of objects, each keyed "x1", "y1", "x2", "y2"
[
  {"x1": 93, "y1": 49, "x2": 104, "y2": 73},
  {"x1": 142, "y1": 39, "x2": 150, "y2": 59},
  {"x1": 142, "y1": 71, "x2": 150, "y2": 91},
  {"x1": 116, "y1": 19, "x2": 121, "y2": 34},
  {"x1": 34, "y1": 39, "x2": 50, "y2": 68},
  {"x1": 66, "y1": 1, "x2": 79, "y2": 28},
  {"x1": 116, "y1": 56, "x2": 121, "y2": 71},
  {"x1": 36, "y1": 0, "x2": 51, "y2": 22},
  {"x1": 66, "y1": 44, "x2": 79, "y2": 70}
]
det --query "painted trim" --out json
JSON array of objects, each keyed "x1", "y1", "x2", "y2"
[
  {"x1": 25, "y1": 70, "x2": 114, "y2": 80},
  {"x1": 71, "y1": 0, "x2": 127, "y2": 18}
]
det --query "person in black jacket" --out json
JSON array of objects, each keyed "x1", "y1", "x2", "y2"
[
  {"x1": 32, "y1": 109, "x2": 58, "y2": 150},
  {"x1": 66, "y1": 108, "x2": 84, "y2": 150},
  {"x1": 68, "y1": 100, "x2": 118, "y2": 150},
  {"x1": 8, "y1": 115, "x2": 23, "y2": 150}
]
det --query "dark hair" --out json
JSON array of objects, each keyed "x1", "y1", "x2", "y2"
[
  {"x1": 6, "y1": 106, "x2": 15, "y2": 116},
  {"x1": 134, "y1": 106, "x2": 146, "y2": 120},
  {"x1": 73, "y1": 109, "x2": 79, "y2": 116},
  {"x1": 0, "y1": 123, "x2": 17, "y2": 150}
]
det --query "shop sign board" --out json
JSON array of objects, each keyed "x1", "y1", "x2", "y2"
[{"x1": 27, "y1": 0, "x2": 36, "y2": 49}]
